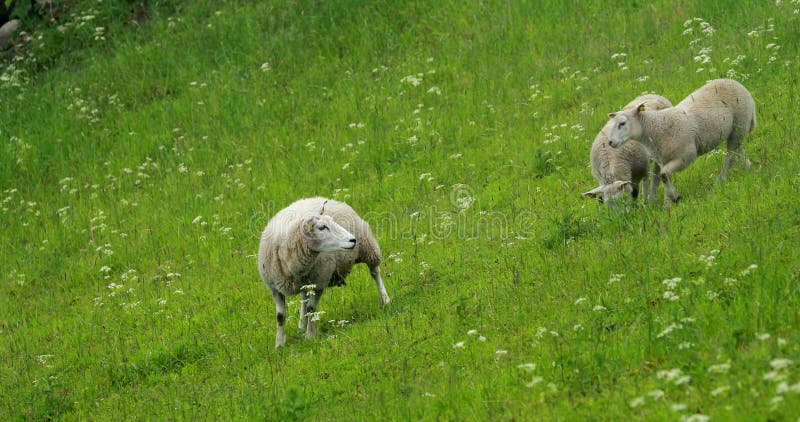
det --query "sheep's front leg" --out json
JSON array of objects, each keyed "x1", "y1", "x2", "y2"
[
  {"x1": 660, "y1": 159, "x2": 688, "y2": 206},
  {"x1": 631, "y1": 181, "x2": 640, "y2": 200},
  {"x1": 270, "y1": 289, "x2": 287, "y2": 348},
  {"x1": 370, "y1": 265, "x2": 391, "y2": 305},
  {"x1": 647, "y1": 162, "x2": 661, "y2": 203},
  {"x1": 304, "y1": 289, "x2": 325, "y2": 338},
  {"x1": 298, "y1": 290, "x2": 307, "y2": 330}
]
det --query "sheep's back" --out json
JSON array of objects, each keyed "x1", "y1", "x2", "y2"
[{"x1": 677, "y1": 79, "x2": 756, "y2": 154}]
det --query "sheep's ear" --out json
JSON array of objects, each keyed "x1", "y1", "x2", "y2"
[
  {"x1": 582, "y1": 186, "x2": 605, "y2": 199},
  {"x1": 635, "y1": 103, "x2": 646, "y2": 114},
  {"x1": 608, "y1": 112, "x2": 617, "y2": 119},
  {"x1": 302, "y1": 216, "x2": 318, "y2": 236},
  {"x1": 611, "y1": 180, "x2": 632, "y2": 193}
]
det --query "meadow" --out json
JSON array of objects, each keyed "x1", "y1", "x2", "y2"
[{"x1": 1, "y1": 0, "x2": 799, "y2": 419}]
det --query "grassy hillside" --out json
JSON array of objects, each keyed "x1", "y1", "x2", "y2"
[{"x1": 1, "y1": 0, "x2": 799, "y2": 419}]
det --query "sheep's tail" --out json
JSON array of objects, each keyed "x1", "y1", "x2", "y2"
[{"x1": 357, "y1": 226, "x2": 382, "y2": 267}]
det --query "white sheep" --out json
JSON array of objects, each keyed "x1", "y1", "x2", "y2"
[
  {"x1": 583, "y1": 94, "x2": 673, "y2": 204},
  {"x1": 607, "y1": 79, "x2": 756, "y2": 205},
  {"x1": 258, "y1": 197, "x2": 390, "y2": 347}
]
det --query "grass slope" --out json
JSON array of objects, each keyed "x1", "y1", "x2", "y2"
[{"x1": 1, "y1": 0, "x2": 799, "y2": 419}]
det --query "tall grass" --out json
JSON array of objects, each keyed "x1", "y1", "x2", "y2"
[{"x1": 1, "y1": 0, "x2": 799, "y2": 419}]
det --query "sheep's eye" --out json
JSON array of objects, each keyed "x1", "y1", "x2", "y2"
[
  {"x1": 318, "y1": 225, "x2": 328, "y2": 231},
  {"x1": 618, "y1": 122, "x2": 626, "y2": 128}
]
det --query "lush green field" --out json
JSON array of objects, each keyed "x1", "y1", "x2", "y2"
[{"x1": 2, "y1": 0, "x2": 799, "y2": 419}]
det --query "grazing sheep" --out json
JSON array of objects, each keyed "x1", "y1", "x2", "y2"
[
  {"x1": 0, "y1": 19, "x2": 19, "y2": 50},
  {"x1": 583, "y1": 94, "x2": 673, "y2": 204},
  {"x1": 258, "y1": 197, "x2": 390, "y2": 347},
  {"x1": 607, "y1": 79, "x2": 756, "y2": 205}
]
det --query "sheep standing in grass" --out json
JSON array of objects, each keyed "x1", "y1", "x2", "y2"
[
  {"x1": 258, "y1": 197, "x2": 390, "y2": 348},
  {"x1": 607, "y1": 79, "x2": 756, "y2": 206},
  {"x1": 583, "y1": 94, "x2": 673, "y2": 204}
]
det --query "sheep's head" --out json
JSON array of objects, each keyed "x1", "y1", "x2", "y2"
[
  {"x1": 607, "y1": 103, "x2": 645, "y2": 148},
  {"x1": 582, "y1": 180, "x2": 632, "y2": 204},
  {"x1": 301, "y1": 214, "x2": 357, "y2": 252}
]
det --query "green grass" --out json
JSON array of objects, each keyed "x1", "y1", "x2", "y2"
[{"x1": 1, "y1": 0, "x2": 799, "y2": 419}]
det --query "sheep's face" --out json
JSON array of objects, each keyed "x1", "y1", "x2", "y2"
[
  {"x1": 607, "y1": 107, "x2": 643, "y2": 148},
  {"x1": 582, "y1": 180, "x2": 632, "y2": 204},
  {"x1": 301, "y1": 215, "x2": 357, "y2": 252}
]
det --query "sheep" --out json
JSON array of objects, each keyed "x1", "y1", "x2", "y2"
[
  {"x1": 607, "y1": 79, "x2": 756, "y2": 206},
  {"x1": 583, "y1": 94, "x2": 673, "y2": 204},
  {"x1": 0, "y1": 19, "x2": 19, "y2": 51},
  {"x1": 258, "y1": 197, "x2": 390, "y2": 347}
]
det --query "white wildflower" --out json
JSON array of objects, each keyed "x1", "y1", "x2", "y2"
[
  {"x1": 763, "y1": 371, "x2": 786, "y2": 382},
  {"x1": 657, "y1": 368, "x2": 685, "y2": 382},
  {"x1": 526, "y1": 377, "x2": 544, "y2": 388},
  {"x1": 401, "y1": 74, "x2": 423, "y2": 87},
  {"x1": 682, "y1": 414, "x2": 710, "y2": 422},
  {"x1": 740, "y1": 264, "x2": 758, "y2": 277},
  {"x1": 708, "y1": 361, "x2": 731, "y2": 373},
  {"x1": 629, "y1": 396, "x2": 645, "y2": 408},
  {"x1": 770, "y1": 358, "x2": 793, "y2": 370},
  {"x1": 711, "y1": 385, "x2": 730, "y2": 396},
  {"x1": 657, "y1": 323, "x2": 683, "y2": 338},
  {"x1": 663, "y1": 277, "x2": 682, "y2": 289},
  {"x1": 670, "y1": 403, "x2": 688, "y2": 412},
  {"x1": 663, "y1": 290, "x2": 680, "y2": 302}
]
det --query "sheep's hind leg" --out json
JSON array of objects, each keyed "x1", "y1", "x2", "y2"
[
  {"x1": 370, "y1": 265, "x2": 391, "y2": 305},
  {"x1": 304, "y1": 289, "x2": 325, "y2": 338},
  {"x1": 271, "y1": 289, "x2": 288, "y2": 348},
  {"x1": 720, "y1": 134, "x2": 749, "y2": 182}
]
